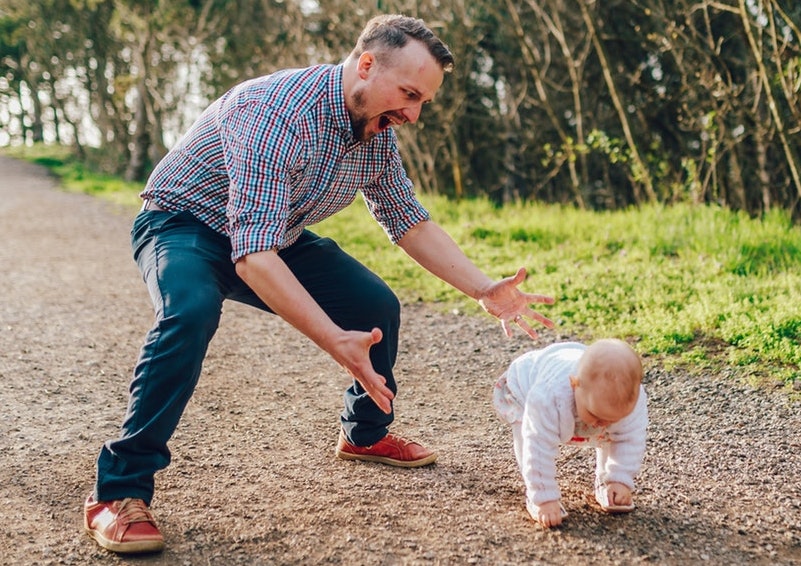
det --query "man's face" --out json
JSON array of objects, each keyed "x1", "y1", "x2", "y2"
[{"x1": 348, "y1": 39, "x2": 445, "y2": 142}]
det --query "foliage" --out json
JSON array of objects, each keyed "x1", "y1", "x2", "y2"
[{"x1": 2, "y1": 0, "x2": 799, "y2": 215}]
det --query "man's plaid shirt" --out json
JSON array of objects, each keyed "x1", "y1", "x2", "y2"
[{"x1": 142, "y1": 64, "x2": 430, "y2": 262}]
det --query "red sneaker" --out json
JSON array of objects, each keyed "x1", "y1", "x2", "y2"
[
  {"x1": 336, "y1": 429, "x2": 437, "y2": 467},
  {"x1": 84, "y1": 494, "x2": 165, "y2": 554}
]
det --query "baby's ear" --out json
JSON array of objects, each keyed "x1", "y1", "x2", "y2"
[{"x1": 569, "y1": 374, "x2": 579, "y2": 389}]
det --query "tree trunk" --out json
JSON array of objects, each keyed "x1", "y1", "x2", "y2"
[
  {"x1": 125, "y1": 81, "x2": 150, "y2": 182},
  {"x1": 580, "y1": 0, "x2": 656, "y2": 203}
]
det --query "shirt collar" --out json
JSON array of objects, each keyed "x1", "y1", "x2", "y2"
[{"x1": 328, "y1": 64, "x2": 356, "y2": 145}]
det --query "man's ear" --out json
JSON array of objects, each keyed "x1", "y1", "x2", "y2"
[{"x1": 357, "y1": 52, "x2": 375, "y2": 80}]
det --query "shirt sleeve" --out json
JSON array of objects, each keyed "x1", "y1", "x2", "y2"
[
  {"x1": 218, "y1": 99, "x2": 302, "y2": 261},
  {"x1": 360, "y1": 136, "x2": 430, "y2": 244},
  {"x1": 598, "y1": 385, "x2": 649, "y2": 488},
  {"x1": 520, "y1": 388, "x2": 564, "y2": 506}
]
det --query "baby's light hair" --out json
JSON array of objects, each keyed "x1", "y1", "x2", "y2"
[{"x1": 576, "y1": 339, "x2": 642, "y2": 410}]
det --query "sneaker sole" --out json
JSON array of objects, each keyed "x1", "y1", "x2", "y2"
[
  {"x1": 85, "y1": 526, "x2": 165, "y2": 554},
  {"x1": 335, "y1": 449, "x2": 437, "y2": 468}
]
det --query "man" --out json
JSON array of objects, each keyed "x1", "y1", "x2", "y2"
[{"x1": 84, "y1": 14, "x2": 554, "y2": 554}]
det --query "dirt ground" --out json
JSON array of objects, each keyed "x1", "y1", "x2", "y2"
[{"x1": 0, "y1": 154, "x2": 800, "y2": 566}]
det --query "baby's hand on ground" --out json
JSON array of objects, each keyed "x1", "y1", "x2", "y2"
[{"x1": 533, "y1": 500, "x2": 565, "y2": 528}]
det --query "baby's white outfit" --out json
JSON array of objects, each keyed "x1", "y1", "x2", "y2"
[{"x1": 493, "y1": 342, "x2": 648, "y2": 519}]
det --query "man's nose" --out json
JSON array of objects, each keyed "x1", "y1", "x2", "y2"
[{"x1": 401, "y1": 104, "x2": 423, "y2": 124}]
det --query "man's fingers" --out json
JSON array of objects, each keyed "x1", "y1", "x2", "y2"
[
  {"x1": 503, "y1": 311, "x2": 555, "y2": 340},
  {"x1": 358, "y1": 363, "x2": 393, "y2": 414},
  {"x1": 368, "y1": 327, "x2": 383, "y2": 344},
  {"x1": 352, "y1": 327, "x2": 393, "y2": 413},
  {"x1": 528, "y1": 310, "x2": 555, "y2": 329},
  {"x1": 515, "y1": 318, "x2": 539, "y2": 340},
  {"x1": 527, "y1": 293, "x2": 555, "y2": 305},
  {"x1": 369, "y1": 381, "x2": 394, "y2": 414},
  {"x1": 356, "y1": 377, "x2": 393, "y2": 414},
  {"x1": 371, "y1": 392, "x2": 393, "y2": 414},
  {"x1": 357, "y1": 368, "x2": 393, "y2": 414}
]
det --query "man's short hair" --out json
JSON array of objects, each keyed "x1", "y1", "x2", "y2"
[{"x1": 352, "y1": 14, "x2": 454, "y2": 73}]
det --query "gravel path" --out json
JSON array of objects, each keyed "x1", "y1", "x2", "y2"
[{"x1": 0, "y1": 154, "x2": 799, "y2": 565}]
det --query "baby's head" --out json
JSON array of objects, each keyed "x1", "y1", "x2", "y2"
[{"x1": 570, "y1": 339, "x2": 642, "y2": 428}]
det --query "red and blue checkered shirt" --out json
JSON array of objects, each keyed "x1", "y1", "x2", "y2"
[{"x1": 142, "y1": 64, "x2": 430, "y2": 262}]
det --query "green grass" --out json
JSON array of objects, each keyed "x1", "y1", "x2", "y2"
[
  {"x1": 5, "y1": 143, "x2": 801, "y2": 391},
  {"x1": 317, "y1": 198, "x2": 801, "y2": 386},
  {"x1": 2, "y1": 144, "x2": 143, "y2": 208}
]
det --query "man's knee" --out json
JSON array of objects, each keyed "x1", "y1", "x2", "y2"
[
  {"x1": 159, "y1": 286, "x2": 222, "y2": 342},
  {"x1": 371, "y1": 285, "x2": 401, "y2": 323}
]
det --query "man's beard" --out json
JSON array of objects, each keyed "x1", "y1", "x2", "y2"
[
  {"x1": 349, "y1": 89, "x2": 374, "y2": 143},
  {"x1": 350, "y1": 116, "x2": 370, "y2": 143}
]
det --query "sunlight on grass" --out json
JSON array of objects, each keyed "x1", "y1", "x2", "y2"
[
  {"x1": 5, "y1": 144, "x2": 800, "y2": 389},
  {"x1": 317, "y1": 195, "x2": 801, "y2": 387}
]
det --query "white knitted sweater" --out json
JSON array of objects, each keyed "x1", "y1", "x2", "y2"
[{"x1": 493, "y1": 342, "x2": 648, "y2": 506}]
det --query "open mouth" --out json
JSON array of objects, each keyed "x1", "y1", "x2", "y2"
[{"x1": 378, "y1": 113, "x2": 404, "y2": 131}]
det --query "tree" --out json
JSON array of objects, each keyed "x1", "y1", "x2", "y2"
[{"x1": 2, "y1": 0, "x2": 799, "y2": 216}]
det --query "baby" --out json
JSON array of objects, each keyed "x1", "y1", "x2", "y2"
[{"x1": 493, "y1": 339, "x2": 647, "y2": 528}]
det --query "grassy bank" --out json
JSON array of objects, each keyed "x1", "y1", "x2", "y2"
[{"x1": 5, "y1": 144, "x2": 800, "y2": 390}]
